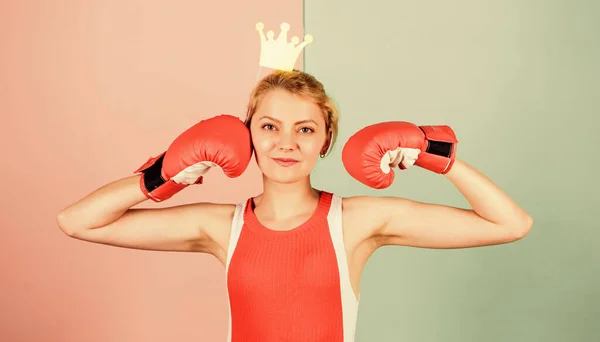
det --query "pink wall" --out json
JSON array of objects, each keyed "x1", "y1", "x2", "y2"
[{"x1": 1, "y1": 1, "x2": 303, "y2": 341}]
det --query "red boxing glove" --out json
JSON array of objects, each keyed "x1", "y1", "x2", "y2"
[
  {"x1": 341, "y1": 121, "x2": 457, "y2": 189},
  {"x1": 134, "y1": 114, "x2": 253, "y2": 202}
]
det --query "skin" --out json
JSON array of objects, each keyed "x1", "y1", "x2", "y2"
[
  {"x1": 247, "y1": 89, "x2": 331, "y2": 232},
  {"x1": 57, "y1": 88, "x2": 533, "y2": 301}
]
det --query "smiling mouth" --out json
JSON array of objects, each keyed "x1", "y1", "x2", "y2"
[{"x1": 273, "y1": 158, "x2": 299, "y2": 167}]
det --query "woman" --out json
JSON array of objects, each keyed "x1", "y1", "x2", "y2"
[{"x1": 57, "y1": 70, "x2": 533, "y2": 341}]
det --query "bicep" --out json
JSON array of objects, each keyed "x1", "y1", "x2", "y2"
[
  {"x1": 368, "y1": 197, "x2": 524, "y2": 249},
  {"x1": 67, "y1": 203, "x2": 232, "y2": 253}
]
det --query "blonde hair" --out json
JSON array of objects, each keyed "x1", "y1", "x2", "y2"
[{"x1": 244, "y1": 70, "x2": 339, "y2": 157}]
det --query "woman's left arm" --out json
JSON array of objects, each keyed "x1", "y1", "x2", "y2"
[{"x1": 364, "y1": 158, "x2": 533, "y2": 249}]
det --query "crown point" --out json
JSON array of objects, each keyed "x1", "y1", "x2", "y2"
[{"x1": 255, "y1": 21, "x2": 313, "y2": 71}]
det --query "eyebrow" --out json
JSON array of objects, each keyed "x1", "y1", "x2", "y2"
[{"x1": 260, "y1": 115, "x2": 318, "y2": 125}]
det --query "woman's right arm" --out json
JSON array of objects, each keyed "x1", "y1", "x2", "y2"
[
  {"x1": 56, "y1": 174, "x2": 234, "y2": 253},
  {"x1": 57, "y1": 114, "x2": 252, "y2": 253}
]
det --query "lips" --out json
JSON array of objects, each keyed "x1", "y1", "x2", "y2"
[{"x1": 273, "y1": 158, "x2": 299, "y2": 167}]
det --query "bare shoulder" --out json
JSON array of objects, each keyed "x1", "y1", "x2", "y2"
[
  {"x1": 340, "y1": 195, "x2": 390, "y2": 243},
  {"x1": 340, "y1": 195, "x2": 417, "y2": 239},
  {"x1": 156, "y1": 201, "x2": 236, "y2": 234},
  {"x1": 150, "y1": 201, "x2": 238, "y2": 258},
  {"x1": 191, "y1": 201, "x2": 237, "y2": 225},
  {"x1": 188, "y1": 201, "x2": 237, "y2": 248}
]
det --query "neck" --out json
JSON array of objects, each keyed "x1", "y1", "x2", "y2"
[{"x1": 254, "y1": 175, "x2": 320, "y2": 220}]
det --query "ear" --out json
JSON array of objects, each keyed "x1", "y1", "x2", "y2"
[{"x1": 321, "y1": 129, "x2": 332, "y2": 155}]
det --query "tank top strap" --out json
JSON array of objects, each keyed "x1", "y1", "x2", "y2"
[
  {"x1": 325, "y1": 193, "x2": 361, "y2": 338},
  {"x1": 226, "y1": 201, "x2": 246, "y2": 270}
]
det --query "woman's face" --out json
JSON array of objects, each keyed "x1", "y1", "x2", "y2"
[{"x1": 250, "y1": 89, "x2": 329, "y2": 184}]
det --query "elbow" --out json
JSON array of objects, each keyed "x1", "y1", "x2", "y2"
[
  {"x1": 56, "y1": 211, "x2": 78, "y2": 237},
  {"x1": 512, "y1": 213, "x2": 534, "y2": 241}
]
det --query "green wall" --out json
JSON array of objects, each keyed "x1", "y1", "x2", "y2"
[{"x1": 305, "y1": 1, "x2": 600, "y2": 341}]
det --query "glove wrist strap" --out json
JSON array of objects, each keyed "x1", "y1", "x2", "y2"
[
  {"x1": 134, "y1": 152, "x2": 191, "y2": 202},
  {"x1": 417, "y1": 125, "x2": 458, "y2": 174},
  {"x1": 142, "y1": 154, "x2": 166, "y2": 192}
]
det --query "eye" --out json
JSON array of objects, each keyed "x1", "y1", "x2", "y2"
[
  {"x1": 299, "y1": 127, "x2": 314, "y2": 133},
  {"x1": 261, "y1": 124, "x2": 276, "y2": 131}
]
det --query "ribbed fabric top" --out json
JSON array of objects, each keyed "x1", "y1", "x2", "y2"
[{"x1": 226, "y1": 191, "x2": 347, "y2": 341}]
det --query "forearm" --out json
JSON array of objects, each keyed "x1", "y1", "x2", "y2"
[
  {"x1": 57, "y1": 175, "x2": 149, "y2": 232},
  {"x1": 444, "y1": 158, "x2": 533, "y2": 230}
]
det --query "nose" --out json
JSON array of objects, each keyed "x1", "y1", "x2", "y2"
[{"x1": 277, "y1": 131, "x2": 297, "y2": 152}]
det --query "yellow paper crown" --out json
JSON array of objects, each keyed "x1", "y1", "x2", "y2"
[{"x1": 255, "y1": 22, "x2": 313, "y2": 71}]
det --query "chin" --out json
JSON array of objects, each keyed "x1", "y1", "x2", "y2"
[{"x1": 261, "y1": 169, "x2": 307, "y2": 184}]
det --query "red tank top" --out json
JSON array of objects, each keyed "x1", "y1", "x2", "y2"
[{"x1": 224, "y1": 191, "x2": 360, "y2": 341}]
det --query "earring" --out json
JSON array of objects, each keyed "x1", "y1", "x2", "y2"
[{"x1": 319, "y1": 153, "x2": 325, "y2": 158}]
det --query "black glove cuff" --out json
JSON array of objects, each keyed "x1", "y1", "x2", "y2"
[
  {"x1": 141, "y1": 154, "x2": 167, "y2": 192},
  {"x1": 425, "y1": 140, "x2": 453, "y2": 158}
]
